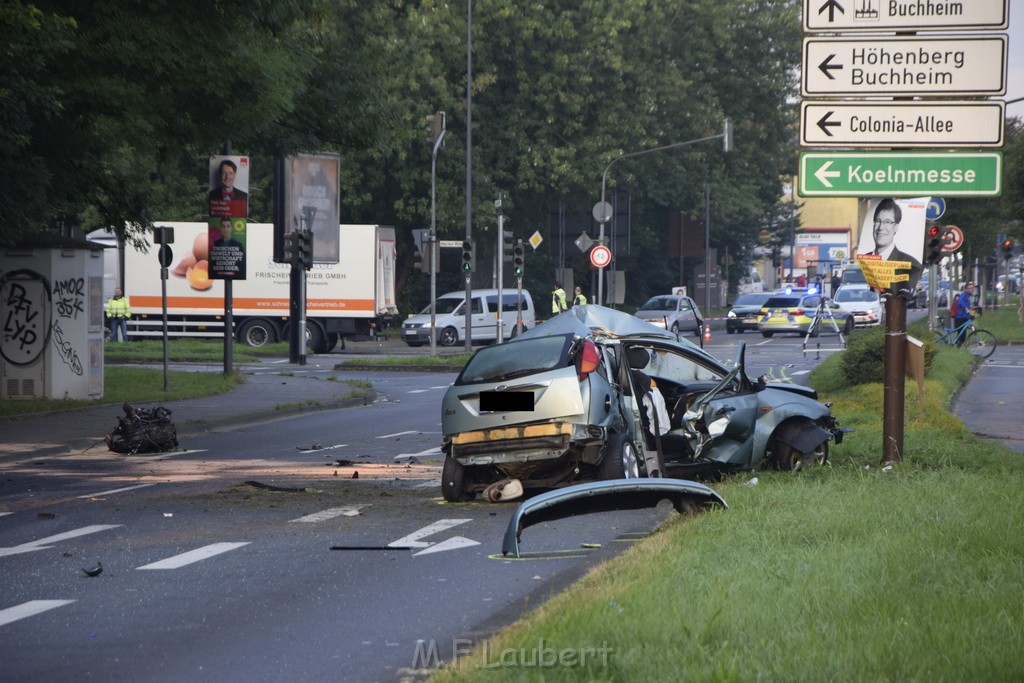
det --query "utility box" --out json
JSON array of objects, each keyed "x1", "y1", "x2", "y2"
[{"x1": 1, "y1": 234, "x2": 108, "y2": 400}]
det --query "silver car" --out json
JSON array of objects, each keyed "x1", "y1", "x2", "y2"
[
  {"x1": 634, "y1": 294, "x2": 704, "y2": 338},
  {"x1": 440, "y1": 306, "x2": 845, "y2": 501}
]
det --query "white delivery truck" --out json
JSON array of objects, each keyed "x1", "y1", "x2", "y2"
[{"x1": 89, "y1": 222, "x2": 397, "y2": 353}]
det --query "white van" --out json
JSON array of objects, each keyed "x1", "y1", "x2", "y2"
[
  {"x1": 738, "y1": 267, "x2": 764, "y2": 295},
  {"x1": 401, "y1": 289, "x2": 536, "y2": 347}
]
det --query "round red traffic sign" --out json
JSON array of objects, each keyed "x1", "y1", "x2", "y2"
[
  {"x1": 589, "y1": 245, "x2": 612, "y2": 268},
  {"x1": 942, "y1": 225, "x2": 964, "y2": 252}
]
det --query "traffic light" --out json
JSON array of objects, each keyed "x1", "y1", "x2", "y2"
[
  {"x1": 512, "y1": 240, "x2": 525, "y2": 277},
  {"x1": 502, "y1": 231, "x2": 514, "y2": 263},
  {"x1": 296, "y1": 230, "x2": 313, "y2": 270},
  {"x1": 925, "y1": 225, "x2": 945, "y2": 265},
  {"x1": 283, "y1": 231, "x2": 298, "y2": 265},
  {"x1": 1002, "y1": 238, "x2": 1014, "y2": 261},
  {"x1": 412, "y1": 250, "x2": 424, "y2": 272},
  {"x1": 461, "y1": 240, "x2": 474, "y2": 272},
  {"x1": 425, "y1": 112, "x2": 445, "y2": 147}
]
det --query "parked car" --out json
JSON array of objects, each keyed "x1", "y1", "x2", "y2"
[
  {"x1": 726, "y1": 292, "x2": 772, "y2": 333},
  {"x1": 633, "y1": 294, "x2": 704, "y2": 337},
  {"x1": 757, "y1": 293, "x2": 855, "y2": 337},
  {"x1": 439, "y1": 306, "x2": 846, "y2": 501},
  {"x1": 832, "y1": 284, "x2": 883, "y2": 327}
]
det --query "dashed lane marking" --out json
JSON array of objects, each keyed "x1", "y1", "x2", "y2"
[
  {"x1": 79, "y1": 483, "x2": 156, "y2": 498},
  {"x1": 377, "y1": 431, "x2": 418, "y2": 439},
  {"x1": 290, "y1": 507, "x2": 364, "y2": 523},
  {"x1": 137, "y1": 542, "x2": 250, "y2": 570},
  {"x1": 0, "y1": 600, "x2": 75, "y2": 627},
  {"x1": 297, "y1": 444, "x2": 347, "y2": 454},
  {"x1": 0, "y1": 525, "x2": 123, "y2": 558},
  {"x1": 393, "y1": 447, "x2": 442, "y2": 462}
]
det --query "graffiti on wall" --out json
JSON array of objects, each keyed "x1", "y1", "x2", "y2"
[
  {"x1": 53, "y1": 277, "x2": 85, "y2": 320},
  {"x1": 1, "y1": 269, "x2": 53, "y2": 366},
  {"x1": 51, "y1": 320, "x2": 83, "y2": 375}
]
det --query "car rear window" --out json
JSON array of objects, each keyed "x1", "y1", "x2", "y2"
[
  {"x1": 763, "y1": 297, "x2": 799, "y2": 309},
  {"x1": 456, "y1": 334, "x2": 575, "y2": 385},
  {"x1": 734, "y1": 293, "x2": 770, "y2": 306}
]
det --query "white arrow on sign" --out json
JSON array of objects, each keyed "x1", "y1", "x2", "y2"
[
  {"x1": 813, "y1": 160, "x2": 841, "y2": 188},
  {"x1": 803, "y1": 0, "x2": 1009, "y2": 33},
  {"x1": 942, "y1": 225, "x2": 965, "y2": 252}
]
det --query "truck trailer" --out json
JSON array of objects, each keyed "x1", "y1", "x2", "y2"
[{"x1": 89, "y1": 223, "x2": 397, "y2": 353}]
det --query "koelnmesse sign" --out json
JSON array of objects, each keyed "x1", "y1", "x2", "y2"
[{"x1": 798, "y1": 151, "x2": 1002, "y2": 197}]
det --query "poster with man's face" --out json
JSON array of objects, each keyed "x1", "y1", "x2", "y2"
[
  {"x1": 208, "y1": 155, "x2": 250, "y2": 219},
  {"x1": 855, "y1": 197, "x2": 927, "y2": 293},
  {"x1": 284, "y1": 153, "x2": 340, "y2": 264}
]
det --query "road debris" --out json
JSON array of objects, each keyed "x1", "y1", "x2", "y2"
[{"x1": 82, "y1": 563, "x2": 103, "y2": 577}]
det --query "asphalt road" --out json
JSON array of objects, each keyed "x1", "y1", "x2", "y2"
[{"x1": 5, "y1": 324, "x2": 1017, "y2": 681}]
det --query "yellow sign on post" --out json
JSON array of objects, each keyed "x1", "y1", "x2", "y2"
[{"x1": 856, "y1": 254, "x2": 912, "y2": 291}]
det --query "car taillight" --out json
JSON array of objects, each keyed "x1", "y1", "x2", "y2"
[
  {"x1": 792, "y1": 309, "x2": 804, "y2": 316},
  {"x1": 576, "y1": 339, "x2": 601, "y2": 382}
]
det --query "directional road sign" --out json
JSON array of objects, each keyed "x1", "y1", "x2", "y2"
[
  {"x1": 926, "y1": 197, "x2": 946, "y2": 221},
  {"x1": 802, "y1": 35, "x2": 1007, "y2": 97},
  {"x1": 803, "y1": 0, "x2": 1009, "y2": 33},
  {"x1": 799, "y1": 152, "x2": 1002, "y2": 197},
  {"x1": 800, "y1": 101, "x2": 1004, "y2": 148}
]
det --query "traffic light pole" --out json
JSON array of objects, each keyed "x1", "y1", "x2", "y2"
[
  {"x1": 495, "y1": 194, "x2": 504, "y2": 344},
  {"x1": 429, "y1": 114, "x2": 445, "y2": 356}
]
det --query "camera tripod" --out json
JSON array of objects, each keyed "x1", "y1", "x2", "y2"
[{"x1": 802, "y1": 294, "x2": 847, "y2": 359}]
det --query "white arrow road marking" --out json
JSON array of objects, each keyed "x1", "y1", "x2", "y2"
[
  {"x1": 0, "y1": 600, "x2": 76, "y2": 627},
  {"x1": 413, "y1": 536, "x2": 481, "y2": 556},
  {"x1": 137, "y1": 542, "x2": 249, "y2": 570},
  {"x1": 814, "y1": 160, "x2": 841, "y2": 188},
  {"x1": 0, "y1": 524, "x2": 123, "y2": 558},
  {"x1": 377, "y1": 431, "x2": 418, "y2": 439},
  {"x1": 79, "y1": 483, "x2": 156, "y2": 498},
  {"x1": 388, "y1": 519, "x2": 471, "y2": 549},
  {"x1": 290, "y1": 506, "x2": 364, "y2": 523},
  {"x1": 393, "y1": 447, "x2": 442, "y2": 462}
]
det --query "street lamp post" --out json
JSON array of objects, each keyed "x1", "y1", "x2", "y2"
[{"x1": 594, "y1": 119, "x2": 732, "y2": 305}]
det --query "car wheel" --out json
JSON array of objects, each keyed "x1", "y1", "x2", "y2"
[
  {"x1": 761, "y1": 331, "x2": 774, "y2": 338},
  {"x1": 439, "y1": 326, "x2": 459, "y2": 347},
  {"x1": 808, "y1": 323, "x2": 820, "y2": 338},
  {"x1": 600, "y1": 433, "x2": 641, "y2": 480},
  {"x1": 843, "y1": 317, "x2": 854, "y2": 335},
  {"x1": 726, "y1": 326, "x2": 736, "y2": 334},
  {"x1": 670, "y1": 322, "x2": 680, "y2": 335},
  {"x1": 441, "y1": 454, "x2": 474, "y2": 502},
  {"x1": 406, "y1": 341, "x2": 424, "y2": 347},
  {"x1": 771, "y1": 438, "x2": 829, "y2": 472}
]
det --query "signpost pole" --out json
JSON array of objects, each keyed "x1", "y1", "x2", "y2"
[{"x1": 882, "y1": 294, "x2": 907, "y2": 465}]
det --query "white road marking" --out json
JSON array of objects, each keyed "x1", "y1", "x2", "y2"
[
  {"x1": 79, "y1": 483, "x2": 155, "y2": 498},
  {"x1": 0, "y1": 512, "x2": 12, "y2": 517},
  {"x1": 290, "y1": 506, "x2": 363, "y2": 523},
  {"x1": 0, "y1": 525, "x2": 123, "y2": 558},
  {"x1": 297, "y1": 444, "x2": 347, "y2": 454},
  {"x1": 413, "y1": 536, "x2": 480, "y2": 556},
  {"x1": 790, "y1": 370, "x2": 811, "y2": 376},
  {"x1": 377, "y1": 431, "x2": 418, "y2": 439},
  {"x1": 0, "y1": 600, "x2": 75, "y2": 627},
  {"x1": 413, "y1": 480, "x2": 441, "y2": 488},
  {"x1": 388, "y1": 519, "x2": 471, "y2": 549},
  {"x1": 393, "y1": 447, "x2": 442, "y2": 461},
  {"x1": 137, "y1": 542, "x2": 250, "y2": 570},
  {"x1": 407, "y1": 389, "x2": 430, "y2": 394}
]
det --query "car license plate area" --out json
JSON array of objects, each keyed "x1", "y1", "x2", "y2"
[{"x1": 479, "y1": 390, "x2": 535, "y2": 412}]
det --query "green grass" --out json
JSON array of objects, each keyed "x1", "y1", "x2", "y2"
[
  {"x1": 336, "y1": 352, "x2": 472, "y2": 370},
  {"x1": 103, "y1": 338, "x2": 289, "y2": 363},
  {"x1": 0, "y1": 367, "x2": 243, "y2": 417},
  {"x1": 429, "y1": 331, "x2": 1024, "y2": 681}
]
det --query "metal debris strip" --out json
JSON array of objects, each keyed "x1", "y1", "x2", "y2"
[
  {"x1": 241, "y1": 480, "x2": 307, "y2": 493},
  {"x1": 104, "y1": 404, "x2": 178, "y2": 454}
]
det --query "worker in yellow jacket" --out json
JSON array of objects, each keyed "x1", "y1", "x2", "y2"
[{"x1": 105, "y1": 287, "x2": 131, "y2": 341}]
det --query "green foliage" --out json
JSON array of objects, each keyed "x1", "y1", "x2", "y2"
[{"x1": 839, "y1": 326, "x2": 885, "y2": 385}]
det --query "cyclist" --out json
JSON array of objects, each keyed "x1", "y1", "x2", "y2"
[{"x1": 951, "y1": 282, "x2": 975, "y2": 343}]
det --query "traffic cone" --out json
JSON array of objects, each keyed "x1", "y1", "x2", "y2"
[{"x1": 703, "y1": 325, "x2": 712, "y2": 342}]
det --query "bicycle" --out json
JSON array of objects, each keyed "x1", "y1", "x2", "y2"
[{"x1": 934, "y1": 310, "x2": 996, "y2": 359}]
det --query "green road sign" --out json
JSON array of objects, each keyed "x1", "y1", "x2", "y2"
[{"x1": 799, "y1": 152, "x2": 1002, "y2": 197}]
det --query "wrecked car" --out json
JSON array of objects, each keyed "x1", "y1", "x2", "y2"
[{"x1": 439, "y1": 305, "x2": 845, "y2": 502}]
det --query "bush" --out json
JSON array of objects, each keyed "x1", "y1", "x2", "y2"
[{"x1": 840, "y1": 326, "x2": 885, "y2": 385}]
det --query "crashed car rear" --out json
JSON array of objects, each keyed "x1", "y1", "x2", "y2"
[{"x1": 440, "y1": 305, "x2": 845, "y2": 502}]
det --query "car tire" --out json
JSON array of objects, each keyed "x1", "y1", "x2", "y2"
[
  {"x1": 843, "y1": 317, "x2": 854, "y2": 335},
  {"x1": 771, "y1": 438, "x2": 829, "y2": 472},
  {"x1": 441, "y1": 454, "x2": 474, "y2": 502},
  {"x1": 670, "y1": 322, "x2": 680, "y2": 336},
  {"x1": 406, "y1": 341, "x2": 424, "y2": 348},
  {"x1": 600, "y1": 433, "x2": 641, "y2": 480},
  {"x1": 439, "y1": 326, "x2": 459, "y2": 347},
  {"x1": 808, "y1": 323, "x2": 820, "y2": 338},
  {"x1": 761, "y1": 331, "x2": 774, "y2": 338},
  {"x1": 726, "y1": 326, "x2": 736, "y2": 335}
]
